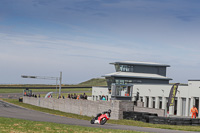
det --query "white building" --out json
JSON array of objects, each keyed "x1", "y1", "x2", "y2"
[{"x1": 92, "y1": 61, "x2": 200, "y2": 117}]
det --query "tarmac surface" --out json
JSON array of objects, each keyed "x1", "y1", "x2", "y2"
[{"x1": 0, "y1": 100, "x2": 198, "y2": 133}]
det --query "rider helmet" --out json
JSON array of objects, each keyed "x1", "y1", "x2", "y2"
[{"x1": 108, "y1": 109, "x2": 111, "y2": 113}]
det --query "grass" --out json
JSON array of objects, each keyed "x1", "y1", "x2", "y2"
[
  {"x1": 0, "y1": 78, "x2": 107, "y2": 88},
  {"x1": 0, "y1": 88, "x2": 92, "y2": 93},
  {"x1": 3, "y1": 99, "x2": 200, "y2": 132},
  {"x1": 0, "y1": 117, "x2": 143, "y2": 133},
  {"x1": 79, "y1": 78, "x2": 107, "y2": 86},
  {"x1": 3, "y1": 98, "x2": 92, "y2": 120}
]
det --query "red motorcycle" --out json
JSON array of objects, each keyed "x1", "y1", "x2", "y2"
[{"x1": 90, "y1": 109, "x2": 111, "y2": 125}]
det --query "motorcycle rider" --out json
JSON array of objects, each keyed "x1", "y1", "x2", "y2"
[{"x1": 95, "y1": 109, "x2": 111, "y2": 119}]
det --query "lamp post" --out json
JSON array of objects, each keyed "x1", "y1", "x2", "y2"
[{"x1": 21, "y1": 71, "x2": 62, "y2": 97}]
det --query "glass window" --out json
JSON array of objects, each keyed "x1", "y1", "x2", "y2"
[
  {"x1": 119, "y1": 65, "x2": 134, "y2": 72},
  {"x1": 130, "y1": 66, "x2": 134, "y2": 72},
  {"x1": 111, "y1": 84, "x2": 133, "y2": 97},
  {"x1": 115, "y1": 79, "x2": 119, "y2": 84},
  {"x1": 115, "y1": 64, "x2": 120, "y2": 72},
  {"x1": 119, "y1": 80, "x2": 124, "y2": 84}
]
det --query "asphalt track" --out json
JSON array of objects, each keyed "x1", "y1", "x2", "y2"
[{"x1": 0, "y1": 100, "x2": 198, "y2": 133}]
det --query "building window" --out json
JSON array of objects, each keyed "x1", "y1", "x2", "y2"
[
  {"x1": 119, "y1": 65, "x2": 134, "y2": 72},
  {"x1": 115, "y1": 64, "x2": 120, "y2": 72},
  {"x1": 112, "y1": 84, "x2": 132, "y2": 97},
  {"x1": 152, "y1": 97, "x2": 155, "y2": 108},
  {"x1": 159, "y1": 97, "x2": 162, "y2": 109}
]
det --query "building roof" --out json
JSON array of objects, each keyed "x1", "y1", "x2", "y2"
[
  {"x1": 103, "y1": 72, "x2": 172, "y2": 80},
  {"x1": 188, "y1": 80, "x2": 200, "y2": 81},
  {"x1": 110, "y1": 61, "x2": 170, "y2": 67}
]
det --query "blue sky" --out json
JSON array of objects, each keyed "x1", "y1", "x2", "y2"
[{"x1": 0, "y1": 0, "x2": 200, "y2": 84}]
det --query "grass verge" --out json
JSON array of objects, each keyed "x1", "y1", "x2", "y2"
[
  {"x1": 0, "y1": 117, "x2": 142, "y2": 133},
  {"x1": 3, "y1": 99, "x2": 200, "y2": 132}
]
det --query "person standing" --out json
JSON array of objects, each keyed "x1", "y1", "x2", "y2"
[{"x1": 190, "y1": 105, "x2": 198, "y2": 118}]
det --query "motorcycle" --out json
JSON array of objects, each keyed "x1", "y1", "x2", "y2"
[{"x1": 90, "y1": 109, "x2": 111, "y2": 125}]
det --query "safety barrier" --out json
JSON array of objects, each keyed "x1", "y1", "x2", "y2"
[{"x1": 123, "y1": 111, "x2": 200, "y2": 125}]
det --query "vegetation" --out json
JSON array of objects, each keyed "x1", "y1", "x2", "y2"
[
  {"x1": 0, "y1": 88, "x2": 91, "y2": 93},
  {"x1": 0, "y1": 117, "x2": 143, "y2": 133},
  {"x1": 78, "y1": 78, "x2": 107, "y2": 86},
  {"x1": 3, "y1": 99, "x2": 200, "y2": 132},
  {"x1": 0, "y1": 78, "x2": 107, "y2": 89},
  {"x1": 3, "y1": 99, "x2": 92, "y2": 120}
]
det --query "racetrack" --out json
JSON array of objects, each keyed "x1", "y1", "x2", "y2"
[{"x1": 0, "y1": 100, "x2": 197, "y2": 133}]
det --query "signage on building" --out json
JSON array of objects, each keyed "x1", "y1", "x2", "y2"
[{"x1": 167, "y1": 83, "x2": 179, "y2": 108}]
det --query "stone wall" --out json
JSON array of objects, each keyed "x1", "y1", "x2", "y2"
[
  {"x1": 23, "y1": 97, "x2": 134, "y2": 120},
  {"x1": 134, "y1": 106, "x2": 165, "y2": 116},
  {"x1": 23, "y1": 97, "x2": 164, "y2": 119}
]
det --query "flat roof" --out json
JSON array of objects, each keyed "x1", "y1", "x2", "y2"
[
  {"x1": 103, "y1": 72, "x2": 172, "y2": 80},
  {"x1": 110, "y1": 61, "x2": 170, "y2": 67}
]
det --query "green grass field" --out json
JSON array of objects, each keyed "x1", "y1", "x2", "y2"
[
  {"x1": 0, "y1": 88, "x2": 92, "y2": 93},
  {"x1": 0, "y1": 117, "x2": 143, "y2": 133},
  {"x1": 3, "y1": 99, "x2": 200, "y2": 132},
  {"x1": 79, "y1": 78, "x2": 107, "y2": 86},
  {"x1": 0, "y1": 78, "x2": 107, "y2": 88}
]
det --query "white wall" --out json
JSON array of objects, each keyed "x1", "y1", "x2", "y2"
[
  {"x1": 188, "y1": 81, "x2": 200, "y2": 97},
  {"x1": 132, "y1": 84, "x2": 188, "y2": 98}
]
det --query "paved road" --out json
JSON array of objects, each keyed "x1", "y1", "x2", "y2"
[{"x1": 0, "y1": 100, "x2": 197, "y2": 133}]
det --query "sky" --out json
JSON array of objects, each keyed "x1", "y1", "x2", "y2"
[{"x1": 0, "y1": 0, "x2": 200, "y2": 84}]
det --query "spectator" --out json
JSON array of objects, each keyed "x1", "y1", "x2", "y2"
[
  {"x1": 67, "y1": 94, "x2": 71, "y2": 98},
  {"x1": 83, "y1": 93, "x2": 87, "y2": 100},
  {"x1": 71, "y1": 94, "x2": 74, "y2": 99},
  {"x1": 77, "y1": 95, "x2": 80, "y2": 100},
  {"x1": 102, "y1": 95, "x2": 106, "y2": 101},
  {"x1": 83, "y1": 93, "x2": 86, "y2": 100},
  {"x1": 74, "y1": 93, "x2": 77, "y2": 99},
  {"x1": 80, "y1": 94, "x2": 83, "y2": 99}
]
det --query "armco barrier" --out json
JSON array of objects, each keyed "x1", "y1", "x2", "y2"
[{"x1": 123, "y1": 111, "x2": 200, "y2": 126}]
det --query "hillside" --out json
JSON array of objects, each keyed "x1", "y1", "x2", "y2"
[
  {"x1": 78, "y1": 78, "x2": 107, "y2": 86},
  {"x1": 0, "y1": 78, "x2": 107, "y2": 89}
]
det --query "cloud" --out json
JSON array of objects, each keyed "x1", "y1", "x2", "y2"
[
  {"x1": 176, "y1": 15, "x2": 194, "y2": 22},
  {"x1": 33, "y1": 0, "x2": 55, "y2": 6}
]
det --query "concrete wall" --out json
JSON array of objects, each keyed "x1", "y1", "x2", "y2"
[
  {"x1": 23, "y1": 97, "x2": 134, "y2": 120},
  {"x1": 132, "y1": 84, "x2": 188, "y2": 98}
]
